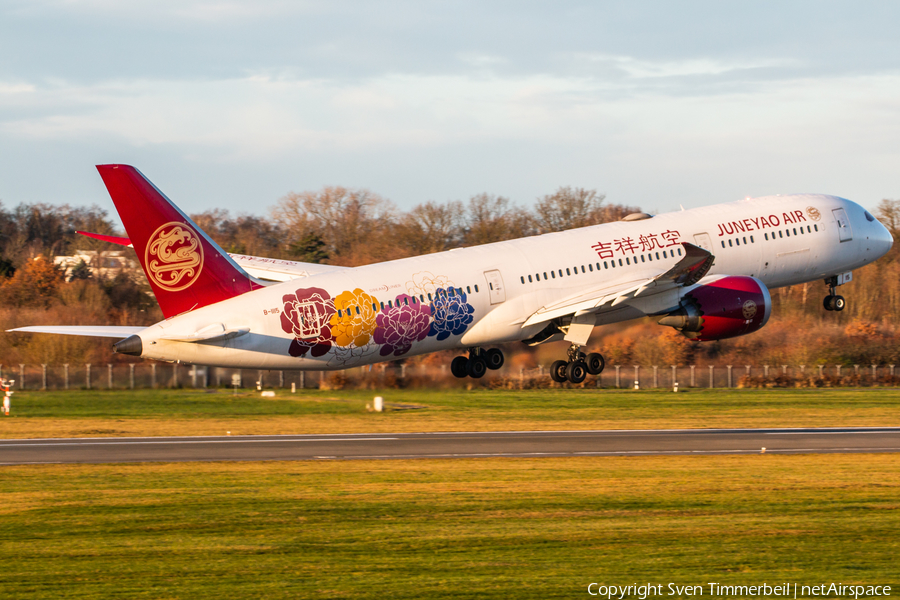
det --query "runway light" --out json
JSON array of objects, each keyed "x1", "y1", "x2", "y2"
[{"x1": 761, "y1": 447, "x2": 766, "y2": 454}]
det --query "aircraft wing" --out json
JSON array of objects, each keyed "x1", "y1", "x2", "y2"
[
  {"x1": 521, "y1": 242, "x2": 714, "y2": 327},
  {"x1": 76, "y1": 230, "x2": 347, "y2": 282},
  {"x1": 7, "y1": 326, "x2": 145, "y2": 338}
]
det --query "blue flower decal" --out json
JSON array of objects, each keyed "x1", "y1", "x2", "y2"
[{"x1": 428, "y1": 287, "x2": 475, "y2": 340}]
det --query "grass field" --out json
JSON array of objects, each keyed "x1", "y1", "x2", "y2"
[
  {"x1": 2, "y1": 388, "x2": 899, "y2": 598},
  {"x1": 1, "y1": 455, "x2": 899, "y2": 599},
  {"x1": 1, "y1": 387, "x2": 899, "y2": 438}
]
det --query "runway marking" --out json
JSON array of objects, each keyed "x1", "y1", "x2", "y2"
[
  {"x1": 765, "y1": 431, "x2": 882, "y2": 435},
  {"x1": 0, "y1": 438, "x2": 398, "y2": 448}
]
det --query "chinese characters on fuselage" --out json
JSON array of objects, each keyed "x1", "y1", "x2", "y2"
[{"x1": 591, "y1": 230, "x2": 681, "y2": 260}]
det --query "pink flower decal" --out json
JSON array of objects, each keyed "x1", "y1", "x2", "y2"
[
  {"x1": 281, "y1": 287, "x2": 335, "y2": 358},
  {"x1": 373, "y1": 294, "x2": 431, "y2": 357}
]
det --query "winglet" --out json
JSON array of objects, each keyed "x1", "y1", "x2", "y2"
[{"x1": 96, "y1": 164, "x2": 263, "y2": 318}]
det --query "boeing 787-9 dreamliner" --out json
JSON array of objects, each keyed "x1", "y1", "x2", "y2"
[{"x1": 10, "y1": 165, "x2": 894, "y2": 383}]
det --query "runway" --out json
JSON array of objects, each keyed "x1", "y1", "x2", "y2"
[{"x1": 2, "y1": 427, "x2": 900, "y2": 465}]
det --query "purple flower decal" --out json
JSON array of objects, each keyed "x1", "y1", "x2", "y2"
[
  {"x1": 428, "y1": 287, "x2": 475, "y2": 341},
  {"x1": 281, "y1": 287, "x2": 335, "y2": 358},
  {"x1": 373, "y1": 294, "x2": 431, "y2": 357}
]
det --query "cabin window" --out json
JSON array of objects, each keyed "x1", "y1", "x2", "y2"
[
  {"x1": 596, "y1": 262, "x2": 601, "y2": 270},
  {"x1": 656, "y1": 252, "x2": 660, "y2": 259},
  {"x1": 618, "y1": 259, "x2": 623, "y2": 267},
  {"x1": 581, "y1": 265, "x2": 586, "y2": 273},
  {"x1": 337, "y1": 309, "x2": 343, "y2": 317},
  {"x1": 356, "y1": 306, "x2": 361, "y2": 315},
  {"x1": 558, "y1": 269, "x2": 563, "y2": 277},
  {"x1": 743, "y1": 236, "x2": 747, "y2": 244},
  {"x1": 372, "y1": 302, "x2": 378, "y2": 311},
  {"x1": 640, "y1": 255, "x2": 645, "y2": 263},
  {"x1": 566, "y1": 268, "x2": 571, "y2": 276},
  {"x1": 677, "y1": 248, "x2": 682, "y2": 256},
  {"x1": 403, "y1": 297, "x2": 409, "y2": 306},
  {"x1": 588, "y1": 264, "x2": 593, "y2": 272},
  {"x1": 648, "y1": 254, "x2": 652, "y2": 261},
  {"x1": 543, "y1": 272, "x2": 548, "y2": 280},
  {"x1": 520, "y1": 276, "x2": 525, "y2": 284},
  {"x1": 551, "y1": 271, "x2": 556, "y2": 279},
  {"x1": 778, "y1": 230, "x2": 783, "y2": 238},
  {"x1": 728, "y1": 239, "x2": 733, "y2": 247},
  {"x1": 735, "y1": 238, "x2": 740, "y2": 246},
  {"x1": 807, "y1": 225, "x2": 811, "y2": 233},
  {"x1": 449, "y1": 289, "x2": 455, "y2": 297},
  {"x1": 605, "y1": 261, "x2": 610, "y2": 268},
  {"x1": 750, "y1": 235, "x2": 754, "y2": 243},
  {"x1": 427, "y1": 293, "x2": 432, "y2": 302},
  {"x1": 764, "y1": 233, "x2": 768, "y2": 240},
  {"x1": 814, "y1": 224, "x2": 819, "y2": 232},
  {"x1": 786, "y1": 229, "x2": 790, "y2": 237},
  {"x1": 792, "y1": 228, "x2": 797, "y2": 235},
  {"x1": 663, "y1": 250, "x2": 668, "y2": 258},
  {"x1": 721, "y1": 241, "x2": 726, "y2": 248},
  {"x1": 626, "y1": 257, "x2": 631, "y2": 265},
  {"x1": 527, "y1": 275, "x2": 532, "y2": 283},
  {"x1": 474, "y1": 285, "x2": 479, "y2": 292}
]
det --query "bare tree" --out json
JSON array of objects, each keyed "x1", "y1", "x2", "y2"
[
  {"x1": 462, "y1": 194, "x2": 533, "y2": 246},
  {"x1": 273, "y1": 186, "x2": 398, "y2": 265},
  {"x1": 395, "y1": 200, "x2": 465, "y2": 255}
]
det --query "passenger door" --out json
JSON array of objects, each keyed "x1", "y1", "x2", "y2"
[
  {"x1": 833, "y1": 208, "x2": 853, "y2": 242},
  {"x1": 483, "y1": 270, "x2": 506, "y2": 304}
]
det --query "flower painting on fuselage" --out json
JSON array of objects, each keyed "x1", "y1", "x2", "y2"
[{"x1": 280, "y1": 272, "x2": 476, "y2": 365}]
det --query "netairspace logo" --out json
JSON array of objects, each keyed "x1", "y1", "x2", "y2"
[{"x1": 586, "y1": 583, "x2": 892, "y2": 599}]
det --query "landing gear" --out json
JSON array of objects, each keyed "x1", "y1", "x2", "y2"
[
  {"x1": 823, "y1": 276, "x2": 846, "y2": 312},
  {"x1": 550, "y1": 345, "x2": 605, "y2": 383},
  {"x1": 450, "y1": 348, "x2": 505, "y2": 379},
  {"x1": 823, "y1": 295, "x2": 845, "y2": 311}
]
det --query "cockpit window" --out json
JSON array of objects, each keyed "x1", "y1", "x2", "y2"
[{"x1": 865, "y1": 211, "x2": 875, "y2": 222}]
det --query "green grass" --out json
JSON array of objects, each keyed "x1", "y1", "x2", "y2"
[
  {"x1": 1, "y1": 387, "x2": 899, "y2": 438},
  {"x1": 1, "y1": 455, "x2": 898, "y2": 599}
]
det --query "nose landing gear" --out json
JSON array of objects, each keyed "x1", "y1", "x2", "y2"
[
  {"x1": 450, "y1": 348, "x2": 505, "y2": 379},
  {"x1": 823, "y1": 276, "x2": 846, "y2": 312},
  {"x1": 550, "y1": 345, "x2": 605, "y2": 384}
]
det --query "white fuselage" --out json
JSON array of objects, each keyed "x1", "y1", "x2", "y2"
[{"x1": 135, "y1": 194, "x2": 893, "y2": 369}]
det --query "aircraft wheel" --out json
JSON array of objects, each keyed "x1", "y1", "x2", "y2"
[
  {"x1": 550, "y1": 360, "x2": 568, "y2": 383},
  {"x1": 824, "y1": 295, "x2": 835, "y2": 311},
  {"x1": 565, "y1": 361, "x2": 588, "y2": 384},
  {"x1": 450, "y1": 356, "x2": 469, "y2": 378},
  {"x1": 467, "y1": 357, "x2": 487, "y2": 379},
  {"x1": 585, "y1": 352, "x2": 605, "y2": 375},
  {"x1": 485, "y1": 348, "x2": 505, "y2": 370},
  {"x1": 833, "y1": 295, "x2": 846, "y2": 311}
]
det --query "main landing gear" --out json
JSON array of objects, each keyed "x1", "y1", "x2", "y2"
[
  {"x1": 823, "y1": 276, "x2": 846, "y2": 312},
  {"x1": 451, "y1": 348, "x2": 505, "y2": 379},
  {"x1": 550, "y1": 344, "x2": 605, "y2": 384}
]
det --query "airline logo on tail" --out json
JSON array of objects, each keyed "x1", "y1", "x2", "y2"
[{"x1": 145, "y1": 222, "x2": 204, "y2": 292}]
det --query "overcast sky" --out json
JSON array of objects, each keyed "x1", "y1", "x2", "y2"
[{"x1": 1, "y1": 1, "x2": 899, "y2": 219}]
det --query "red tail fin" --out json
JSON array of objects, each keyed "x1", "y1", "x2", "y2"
[{"x1": 96, "y1": 164, "x2": 262, "y2": 318}]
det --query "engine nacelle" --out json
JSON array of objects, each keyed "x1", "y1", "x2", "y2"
[{"x1": 658, "y1": 276, "x2": 772, "y2": 341}]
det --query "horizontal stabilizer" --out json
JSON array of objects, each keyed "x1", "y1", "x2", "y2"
[
  {"x1": 7, "y1": 326, "x2": 145, "y2": 338},
  {"x1": 75, "y1": 231, "x2": 133, "y2": 247},
  {"x1": 160, "y1": 324, "x2": 250, "y2": 343}
]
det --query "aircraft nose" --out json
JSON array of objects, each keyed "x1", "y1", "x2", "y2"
[{"x1": 873, "y1": 219, "x2": 894, "y2": 257}]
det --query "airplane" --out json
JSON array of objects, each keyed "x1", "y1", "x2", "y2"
[{"x1": 10, "y1": 165, "x2": 894, "y2": 383}]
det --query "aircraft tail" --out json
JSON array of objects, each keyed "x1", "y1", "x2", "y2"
[{"x1": 96, "y1": 164, "x2": 262, "y2": 318}]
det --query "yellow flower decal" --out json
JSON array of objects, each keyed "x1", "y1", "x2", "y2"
[{"x1": 329, "y1": 288, "x2": 378, "y2": 347}]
